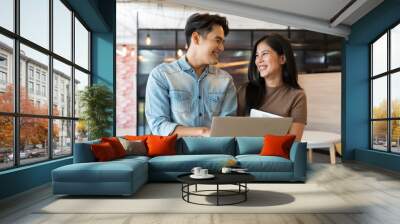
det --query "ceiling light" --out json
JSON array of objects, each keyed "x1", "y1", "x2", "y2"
[
  {"x1": 177, "y1": 49, "x2": 183, "y2": 57},
  {"x1": 145, "y1": 33, "x2": 151, "y2": 46},
  {"x1": 116, "y1": 45, "x2": 128, "y2": 57}
]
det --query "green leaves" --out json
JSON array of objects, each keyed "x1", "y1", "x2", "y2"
[{"x1": 79, "y1": 84, "x2": 114, "y2": 140}]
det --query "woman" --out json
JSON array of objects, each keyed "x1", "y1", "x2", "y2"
[{"x1": 237, "y1": 34, "x2": 307, "y2": 140}]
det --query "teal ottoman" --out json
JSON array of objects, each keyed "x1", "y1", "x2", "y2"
[{"x1": 52, "y1": 156, "x2": 148, "y2": 196}]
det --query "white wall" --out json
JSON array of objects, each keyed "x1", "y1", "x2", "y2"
[{"x1": 299, "y1": 72, "x2": 341, "y2": 133}]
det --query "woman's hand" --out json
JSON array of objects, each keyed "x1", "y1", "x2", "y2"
[{"x1": 289, "y1": 122, "x2": 305, "y2": 141}]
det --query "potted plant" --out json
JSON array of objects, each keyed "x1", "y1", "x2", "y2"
[{"x1": 79, "y1": 84, "x2": 113, "y2": 140}]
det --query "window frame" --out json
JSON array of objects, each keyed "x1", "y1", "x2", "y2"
[
  {"x1": 370, "y1": 20, "x2": 400, "y2": 154},
  {"x1": 0, "y1": 0, "x2": 92, "y2": 171}
]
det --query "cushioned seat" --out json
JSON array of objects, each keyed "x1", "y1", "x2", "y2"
[
  {"x1": 235, "y1": 155, "x2": 295, "y2": 182},
  {"x1": 52, "y1": 158, "x2": 148, "y2": 195},
  {"x1": 114, "y1": 155, "x2": 150, "y2": 163},
  {"x1": 148, "y1": 154, "x2": 235, "y2": 181},
  {"x1": 149, "y1": 154, "x2": 235, "y2": 172},
  {"x1": 236, "y1": 155, "x2": 293, "y2": 172},
  {"x1": 52, "y1": 137, "x2": 307, "y2": 195},
  {"x1": 53, "y1": 162, "x2": 137, "y2": 182}
]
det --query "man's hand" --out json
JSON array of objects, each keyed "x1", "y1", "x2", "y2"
[
  {"x1": 172, "y1": 126, "x2": 211, "y2": 137},
  {"x1": 199, "y1": 127, "x2": 211, "y2": 137}
]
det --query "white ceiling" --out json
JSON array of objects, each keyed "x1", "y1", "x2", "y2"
[
  {"x1": 167, "y1": 0, "x2": 384, "y2": 38},
  {"x1": 226, "y1": 0, "x2": 352, "y2": 22},
  {"x1": 117, "y1": 0, "x2": 384, "y2": 40},
  {"x1": 117, "y1": 1, "x2": 288, "y2": 44}
]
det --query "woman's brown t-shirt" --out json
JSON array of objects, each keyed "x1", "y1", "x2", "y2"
[{"x1": 237, "y1": 84, "x2": 307, "y2": 124}]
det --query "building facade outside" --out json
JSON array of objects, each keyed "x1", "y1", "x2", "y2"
[{"x1": 0, "y1": 42, "x2": 77, "y2": 168}]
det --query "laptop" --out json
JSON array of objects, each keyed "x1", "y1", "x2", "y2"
[{"x1": 209, "y1": 116, "x2": 293, "y2": 137}]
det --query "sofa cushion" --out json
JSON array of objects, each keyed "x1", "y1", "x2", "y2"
[
  {"x1": 236, "y1": 155, "x2": 293, "y2": 172},
  {"x1": 236, "y1": 137, "x2": 263, "y2": 155},
  {"x1": 115, "y1": 155, "x2": 150, "y2": 163},
  {"x1": 148, "y1": 154, "x2": 235, "y2": 172},
  {"x1": 73, "y1": 139, "x2": 100, "y2": 163},
  {"x1": 178, "y1": 137, "x2": 235, "y2": 155},
  {"x1": 52, "y1": 158, "x2": 147, "y2": 183}
]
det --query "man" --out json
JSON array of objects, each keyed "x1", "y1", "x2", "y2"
[{"x1": 145, "y1": 13, "x2": 237, "y2": 137}]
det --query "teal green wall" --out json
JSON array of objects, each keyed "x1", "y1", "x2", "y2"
[
  {"x1": 0, "y1": 158, "x2": 72, "y2": 199},
  {"x1": 91, "y1": 0, "x2": 116, "y2": 135},
  {"x1": 342, "y1": 44, "x2": 369, "y2": 160},
  {"x1": 355, "y1": 149, "x2": 400, "y2": 172},
  {"x1": 66, "y1": 0, "x2": 111, "y2": 32},
  {"x1": 91, "y1": 32, "x2": 115, "y2": 136},
  {"x1": 0, "y1": 0, "x2": 116, "y2": 200},
  {"x1": 344, "y1": 0, "x2": 400, "y2": 171},
  {"x1": 92, "y1": 33, "x2": 114, "y2": 87}
]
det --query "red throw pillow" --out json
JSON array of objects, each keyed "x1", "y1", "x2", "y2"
[
  {"x1": 146, "y1": 135, "x2": 177, "y2": 157},
  {"x1": 260, "y1": 134, "x2": 296, "y2": 159},
  {"x1": 101, "y1": 137, "x2": 127, "y2": 158},
  {"x1": 91, "y1": 142, "x2": 117, "y2": 161}
]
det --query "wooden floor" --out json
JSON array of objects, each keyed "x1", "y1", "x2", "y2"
[{"x1": 1, "y1": 151, "x2": 400, "y2": 224}]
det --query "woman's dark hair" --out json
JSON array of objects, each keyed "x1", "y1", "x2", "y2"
[
  {"x1": 245, "y1": 33, "x2": 301, "y2": 113},
  {"x1": 185, "y1": 13, "x2": 229, "y2": 47}
]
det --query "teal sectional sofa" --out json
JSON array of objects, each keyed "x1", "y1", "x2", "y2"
[{"x1": 52, "y1": 137, "x2": 307, "y2": 196}]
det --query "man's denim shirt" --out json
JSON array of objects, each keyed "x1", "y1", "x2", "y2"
[{"x1": 145, "y1": 56, "x2": 237, "y2": 136}]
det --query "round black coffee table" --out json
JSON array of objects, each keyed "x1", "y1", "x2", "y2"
[{"x1": 177, "y1": 173, "x2": 255, "y2": 206}]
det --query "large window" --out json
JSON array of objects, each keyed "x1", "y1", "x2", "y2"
[
  {"x1": 0, "y1": 0, "x2": 91, "y2": 171},
  {"x1": 0, "y1": 0, "x2": 14, "y2": 32},
  {"x1": 370, "y1": 23, "x2": 400, "y2": 153},
  {"x1": 74, "y1": 17, "x2": 89, "y2": 70},
  {"x1": 20, "y1": 0, "x2": 49, "y2": 49},
  {"x1": 53, "y1": 0, "x2": 72, "y2": 60},
  {"x1": 136, "y1": 29, "x2": 343, "y2": 135}
]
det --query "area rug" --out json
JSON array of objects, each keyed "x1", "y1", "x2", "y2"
[{"x1": 37, "y1": 183, "x2": 361, "y2": 214}]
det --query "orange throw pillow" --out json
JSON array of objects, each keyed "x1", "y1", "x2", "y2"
[
  {"x1": 101, "y1": 137, "x2": 127, "y2": 158},
  {"x1": 260, "y1": 134, "x2": 296, "y2": 159},
  {"x1": 91, "y1": 142, "x2": 117, "y2": 161},
  {"x1": 146, "y1": 135, "x2": 177, "y2": 157}
]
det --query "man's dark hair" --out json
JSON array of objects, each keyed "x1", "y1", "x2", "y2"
[{"x1": 184, "y1": 13, "x2": 229, "y2": 47}]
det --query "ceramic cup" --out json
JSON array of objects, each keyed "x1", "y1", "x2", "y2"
[
  {"x1": 221, "y1": 167, "x2": 232, "y2": 174},
  {"x1": 199, "y1": 169, "x2": 208, "y2": 176},
  {"x1": 191, "y1": 167, "x2": 202, "y2": 176}
]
